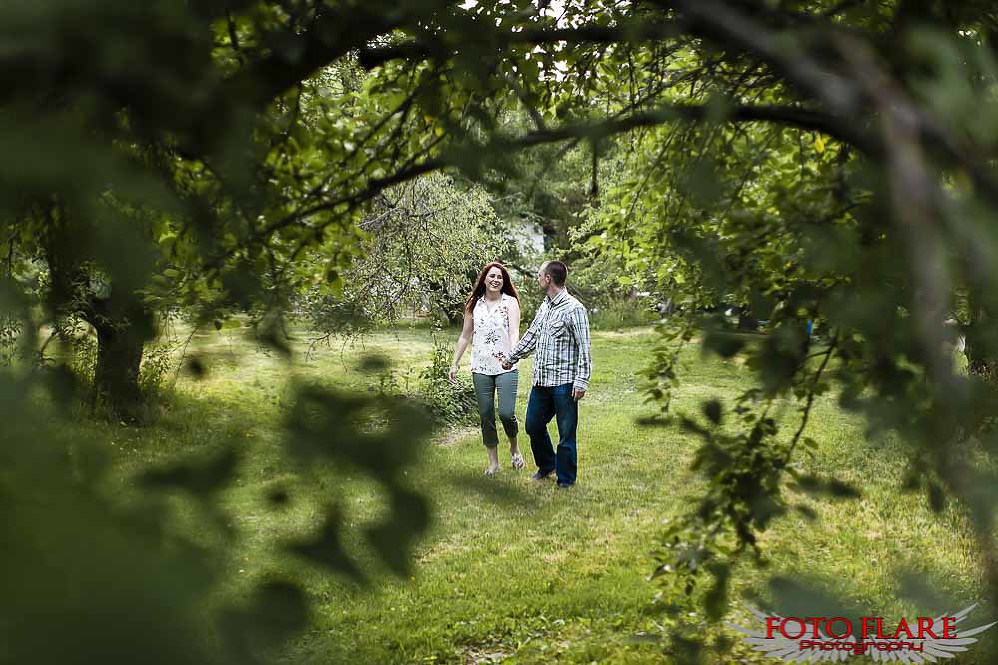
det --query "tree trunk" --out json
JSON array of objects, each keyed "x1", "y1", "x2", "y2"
[
  {"x1": 87, "y1": 294, "x2": 153, "y2": 421},
  {"x1": 38, "y1": 199, "x2": 154, "y2": 419},
  {"x1": 93, "y1": 318, "x2": 146, "y2": 420}
]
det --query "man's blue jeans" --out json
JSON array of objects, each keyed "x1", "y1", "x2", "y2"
[{"x1": 524, "y1": 383, "x2": 578, "y2": 485}]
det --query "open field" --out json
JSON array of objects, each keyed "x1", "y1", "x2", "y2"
[{"x1": 79, "y1": 324, "x2": 994, "y2": 663}]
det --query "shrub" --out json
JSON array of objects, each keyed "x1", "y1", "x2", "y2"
[
  {"x1": 0, "y1": 313, "x2": 20, "y2": 366},
  {"x1": 416, "y1": 339, "x2": 478, "y2": 426}
]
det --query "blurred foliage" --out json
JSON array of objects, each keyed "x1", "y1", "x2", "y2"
[
  {"x1": 2, "y1": 333, "x2": 435, "y2": 664},
  {"x1": 0, "y1": 1, "x2": 451, "y2": 660},
  {"x1": 554, "y1": 0, "x2": 998, "y2": 650},
  {"x1": 4, "y1": 0, "x2": 998, "y2": 661}
]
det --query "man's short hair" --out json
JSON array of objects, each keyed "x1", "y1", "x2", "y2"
[{"x1": 544, "y1": 260, "x2": 567, "y2": 286}]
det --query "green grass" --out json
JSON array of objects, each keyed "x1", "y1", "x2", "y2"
[{"x1": 83, "y1": 324, "x2": 994, "y2": 663}]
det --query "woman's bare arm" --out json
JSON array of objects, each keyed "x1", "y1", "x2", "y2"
[{"x1": 449, "y1": 310, "x2": 474, "y2": 382}]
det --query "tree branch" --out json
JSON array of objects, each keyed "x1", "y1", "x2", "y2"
[
  {"x1": 358, "y1": 20, "x2": 681, "y2": 69},
  {"x1": 248, "y1": 100, "x2": 869, "y2": 266},
  {"x1": 502, "y1": 103, "x2": 873, "y2": 154},
  {"x1": 226, "y1": 10, "x2": 244, "y2": 64},
  {"x1": 223, "y1": 8, "x2": 399, "y2": 108},
  {"x1": 787, "y1": 335, "x2": 838, "y2": 460}
]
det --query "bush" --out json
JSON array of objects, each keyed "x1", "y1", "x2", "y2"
[
  {"x1": 0, "y1": 313, "x2": 20, "y2": 367},
  {"x1": 68, "y1": 326, "x2": 98, "y2": 385},
  {"x1": 416, "y1": 339, "x2": 478, "y2": 426},
  {"x1": 139, "y1": 342, "x2": 176, "y2": 397}
]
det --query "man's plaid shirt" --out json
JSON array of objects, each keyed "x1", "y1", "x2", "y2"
[{"x1": 508, "y1": 289, "x2": 592, "y2": 391}]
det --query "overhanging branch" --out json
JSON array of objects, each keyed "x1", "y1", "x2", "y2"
[
  {"x1": 223, "y1": 8, "x2": 399, "y2": 107},
  {"x1": 503, "y1": 103, "x2": 873, "y2": 153},
  {"x1": 358, "y1": 20, "x2": 681, "y2": 69},
  {"x1": 253, "y1": 101, "x2": 868, "y2": 252}
]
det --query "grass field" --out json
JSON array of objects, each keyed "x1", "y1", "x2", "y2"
[{"x1": 84, "y1": 323, "x2": 994, "y2": 663}]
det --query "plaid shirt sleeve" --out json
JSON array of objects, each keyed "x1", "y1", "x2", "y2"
[
  {"x1": 508, "y1": 304, "x2": 543, "y2": 363},
  {"x1": 567, "y1": 305, "x2": 592, "y2": 391}
]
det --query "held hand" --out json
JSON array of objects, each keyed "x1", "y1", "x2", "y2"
[
  {"x1": 572, "y1": 387, "x2": 586, "y2": 401},
  {"x1": 501, "y1": 360, "x2": 513, "y2": 371},
  {"x1": 448, "y1": 365, "x2": 458, "y2": 383}
]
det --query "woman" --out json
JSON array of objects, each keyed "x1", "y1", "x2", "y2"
[{"x1": 449, "y1": 262, "x2": 524, "y2": 475}]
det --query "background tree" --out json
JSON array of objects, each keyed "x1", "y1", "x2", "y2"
[{"x1": 303, "y1": 172, "x2": 512, "y2": 334}]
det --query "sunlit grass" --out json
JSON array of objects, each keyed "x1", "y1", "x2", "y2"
[{"x1": 86, "y1": 324, "x2": 994, "y2": 663}]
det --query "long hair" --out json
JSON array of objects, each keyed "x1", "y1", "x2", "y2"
[{"x1": 464, "y1": 261, "x2": 519, "y2": 314}]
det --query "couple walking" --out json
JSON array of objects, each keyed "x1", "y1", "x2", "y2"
[{"x1": 448, "y1": 260, "x2": 592, "y2": 488}]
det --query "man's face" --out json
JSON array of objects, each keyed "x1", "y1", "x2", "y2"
[{"x1": 536, "y1": 263, "x2": 552, "y2": 291}]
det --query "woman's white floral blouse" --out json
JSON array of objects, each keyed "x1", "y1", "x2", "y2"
[{"x1": 471, "y1": 293, "x2": 516, "y2": 375}]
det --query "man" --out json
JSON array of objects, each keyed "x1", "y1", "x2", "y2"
[{"x1": 501, "y1": 260, "x2": 592, "y2": 488}]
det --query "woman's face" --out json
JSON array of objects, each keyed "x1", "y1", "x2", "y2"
[{"x1": 484, "y1": 267, "x2": 504, "y2": 293}]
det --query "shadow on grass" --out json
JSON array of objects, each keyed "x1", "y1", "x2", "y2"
[{"x1": 451, "y1": 475, "x2": 534, "y2": 507}]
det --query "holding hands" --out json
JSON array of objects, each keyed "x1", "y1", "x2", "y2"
[{"x1": 496, "y1": 350, "x2": 514, "y2": 372}]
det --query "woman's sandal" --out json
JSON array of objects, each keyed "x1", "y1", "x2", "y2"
[
  {"x1": 485, "y1": 464, "x2": 501, "y2": 476},
  {"x1": 510, "y1": 451, "x2": 525, "y2": 470}
]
